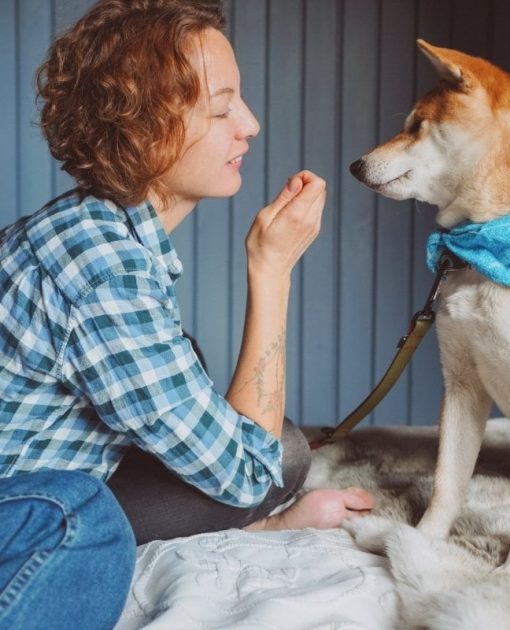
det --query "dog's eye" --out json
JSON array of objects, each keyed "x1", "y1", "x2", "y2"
[{"x1": 408, "y1": 118, "x2": 423, "y2": 134}]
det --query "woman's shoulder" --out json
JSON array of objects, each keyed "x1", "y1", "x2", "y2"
[{"x1": 25, "y1": 191, "x2": 153, "y2": 305}]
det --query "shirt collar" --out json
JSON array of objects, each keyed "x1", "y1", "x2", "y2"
[{"x1": 122, "y1": 199, "x2": 183, "y2": 280}]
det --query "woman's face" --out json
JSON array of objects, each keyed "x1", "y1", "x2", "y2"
[{"x1": 161, "y1": 28, "x2": 260, "y2": 208}]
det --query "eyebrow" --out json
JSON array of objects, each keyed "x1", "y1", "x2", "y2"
[{"x1": 209, "y1": 87, "x2": 234, "y2": 98}]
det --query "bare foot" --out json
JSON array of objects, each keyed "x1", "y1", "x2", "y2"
[{"x1": 244, "y1": 488, "x2": 374, "y2": 532}]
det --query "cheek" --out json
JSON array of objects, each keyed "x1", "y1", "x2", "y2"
[
  {"x1": 408, "y1": 136, "x2": 446, "y2": 171},
  {"x1": 171, "y1": 142, "x2": 219, "y2": 185},
  {"x1": 188, "y1": 134, "x2": 228, "y2": 171}
]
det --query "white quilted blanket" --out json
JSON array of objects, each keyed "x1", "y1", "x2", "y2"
[
  {"x1": 115, "y1": 528, "x2": 397, "y2": 629},
  {"x1": 115, "y1": 418, "x2": 510, "y2": 629}
]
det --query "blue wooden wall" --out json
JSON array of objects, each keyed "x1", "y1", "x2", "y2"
[{"x1": 2, "y1": 0, "x2": 510, "y2": 427}]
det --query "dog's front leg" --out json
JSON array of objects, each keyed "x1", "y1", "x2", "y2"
[{"x1": 418, "y1": 373, "x2": 491, "y2": 539}]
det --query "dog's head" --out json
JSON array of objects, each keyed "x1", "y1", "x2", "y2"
[{"x1": 350, "y1": 40, "x2": 510, "y2": 227}]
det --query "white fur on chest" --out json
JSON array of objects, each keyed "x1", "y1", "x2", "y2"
[{"x1": 437, "y1": 268, "x2": 510, "y2": 413}]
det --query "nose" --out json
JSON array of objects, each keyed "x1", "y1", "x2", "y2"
[
  {"x1": 237, "y1": 101, "x2": 260, "y2": 140},
  {"x1": 349, "y1": 159, "x2": 364, "y2": 177}
]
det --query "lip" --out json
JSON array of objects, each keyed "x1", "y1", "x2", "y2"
[
  {"x1": 374, "y1": 170, "x2": 412, "y2": 191},
  {"x1": 226, "y1": 150, "x2": 248, "y2": 169}
]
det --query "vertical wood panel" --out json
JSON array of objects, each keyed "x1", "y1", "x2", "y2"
[
  {"x1": 491, "y1": 0, "x2": 510, "y2": 69},
  {"x1": 190, "y1": 4, "x2": 236, "y2": 392},
  {"x1": 410, "y1": 0, "x2": 452, "y2": 426},
  {"x1": 373, "y1": 0, "x2": 416, "y2": 426},
  {"x1": 4, "y1": 0, "x2": 510, "y2": 427},
  {"x1": 413, "y1": 0, "x2": 452, "y2": 426},
  {"x1": 265, "y1": 0, "x2": 303, "y2": 420},
  {"x1": 173, "y1": 0, "x2": 236, "y2": 342},
  {"x1": 230, "y1": 0, "x2": 268, "y2": 387},
  {"x1": 55, "y1": 0, "x2": 94, "y2": 34},
  {"x1": 18, "y1": 0, "x2": 53, "y2": 216},
  {"x1": 195, "y1": 196, "x2": 230, "y2": 392},
  {"x1": 54, "y1": 164, "x2": 76, "y2": 197},
  {"x1": 53, "y1": 0, "x2": 93, "y2": 197},
  {"x1": 301, "y1": 0, "x2": 338, "y2": 425},
  {"x1": 0, "y1": 0, "x2": 18, "y2": 228},
  {"x1": 337, "y1": 0, "x2": 379, "y2": 423},
  {"x1": 451, "y1": 0, "x2": 490, "y2": 55}
]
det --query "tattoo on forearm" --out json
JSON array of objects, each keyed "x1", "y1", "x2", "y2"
[{"x1": 238, "y1": 332, "x2": 285, "y2": 414}]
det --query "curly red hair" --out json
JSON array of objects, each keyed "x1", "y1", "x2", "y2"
[{"x1": 37, "y1": 0, "x2": 225, "y2": 206}]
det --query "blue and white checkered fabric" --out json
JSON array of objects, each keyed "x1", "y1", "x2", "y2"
[{"x1": 0, "y1": 192, "x2": 283, "y2": 507}]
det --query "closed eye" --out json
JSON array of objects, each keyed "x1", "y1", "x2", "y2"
[{"x1": 215, "y1": 110, "x2": 232, "y2": 119}]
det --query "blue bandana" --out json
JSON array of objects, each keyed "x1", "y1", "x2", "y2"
[{"x1": 426, "y1": 215, "x2": 510, "y2": 286}]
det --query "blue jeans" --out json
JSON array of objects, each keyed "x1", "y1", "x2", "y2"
[{"x1": 0, "y1": 470, "x2": 136, "y2": 630}]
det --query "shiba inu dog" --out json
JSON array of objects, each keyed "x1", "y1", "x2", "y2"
[{"x1": 350, "y1": 39, "x2": 510, "y2": 552}]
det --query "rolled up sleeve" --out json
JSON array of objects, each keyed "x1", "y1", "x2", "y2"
[{"x1": 60, "y1": 272, "x2": 283, "y2": 507}]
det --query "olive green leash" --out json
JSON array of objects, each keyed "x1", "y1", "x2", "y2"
[{"x1": 309, "y1": 250, "x2": 468, "y2": 450}]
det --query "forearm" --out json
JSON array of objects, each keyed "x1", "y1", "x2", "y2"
[
  {"x1": 226, "y1": 170, "x2": 326, "y2": 438},
  {"x1": 226, "y1": 269, "x2": 291, "y2": 439}
]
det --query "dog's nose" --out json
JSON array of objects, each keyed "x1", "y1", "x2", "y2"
[{"x1": 349, "y1": 159, "x2": 364, "y2": 177}]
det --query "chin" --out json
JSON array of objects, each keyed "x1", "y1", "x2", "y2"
[{"x1": 212, "y1": 177, "x2": 243, "y2": 198}]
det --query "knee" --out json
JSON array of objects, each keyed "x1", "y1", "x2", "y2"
[
  {"x1": 0, "y1": 494, "x2": 68, "y2": 557},
  {"x1": 0, "y1": 472, "x2": 135, "y2": 630},
  {"x1": 52, "y1": 472, "x2": 137, "y2": 590},
  {"x1": 0, "y1": 470, "x2": 135, "y2": 566},
  {"x1": 63, "y1": 472, "x2": 136, "y2": 566},
  {"x1": 280, "y1": 418, "x2": 312, "y2": 493}
]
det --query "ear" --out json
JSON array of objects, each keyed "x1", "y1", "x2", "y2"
[{"x1": 417, "y1": 39, "x2": 475, "y2": 90}]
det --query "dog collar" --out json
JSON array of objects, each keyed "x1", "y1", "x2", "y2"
[{"x1": 426, "y1": 215, "x2": 510, "y2": 286}]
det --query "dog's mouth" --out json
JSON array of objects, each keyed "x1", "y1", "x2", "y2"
[{"x1": 373, "y1": 170, "x2": 412, "y2": 192}]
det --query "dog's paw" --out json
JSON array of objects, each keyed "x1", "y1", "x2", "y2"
[
  {"x1": 343, "y1": 515, "x2": 395, "y2": 555},
  {"x1": 385, "y1": 523, "x2": 492, "y2": 593}
]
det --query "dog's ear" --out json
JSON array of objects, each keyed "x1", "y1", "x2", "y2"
[{"x1": 417, "y1": 39, "x2": 476, "y2": 91}]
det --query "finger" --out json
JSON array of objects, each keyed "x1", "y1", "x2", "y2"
[
  {"x1": 271, "y1": 171, "x2": 325, "y2": 214},
  {"x1": 294, "y1": 170, "x2": 322, "y2": 187},
  {"x1": 258, "y1": 172, "x2": 326, "y2": 229},
  {"x1": 264, "y1": 174, "x2": 305, "y2": 219},
  {"x1": 299, "y1": 176, "x2": 327, "y2": 199},
  {"x1": 311, "y1": 189, "x2": 327, "y2": 221},
  {"x1": 288, "y1": 176, "x2": 327, "y2": 215},
  {"x1": 290, "y1": 187, "x2": 327, "y2": 230},
  {"x1": 287, "y1": 174, "x2": 304, "y2": 195}
]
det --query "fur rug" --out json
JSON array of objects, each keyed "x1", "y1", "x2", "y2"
[{"x1": 303, "y1": 419, "x2": 510, "y2": 629}]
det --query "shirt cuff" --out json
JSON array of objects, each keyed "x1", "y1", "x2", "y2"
[{"x1": 238, "y1": 416, "x2": 284, "y2": 488}]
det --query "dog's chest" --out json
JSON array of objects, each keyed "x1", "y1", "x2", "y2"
[{"x1": 438, "y1": 269, "x2": 510, "y2": 402}]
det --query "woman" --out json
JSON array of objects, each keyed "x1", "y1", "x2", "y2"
[{"x1": 1, "y1": 0, "x2": 373, "y2": 568}]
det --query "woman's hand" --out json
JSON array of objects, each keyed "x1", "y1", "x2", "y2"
[{"x1": 245, "y1": 170, "x2": 327, "y2": 278}]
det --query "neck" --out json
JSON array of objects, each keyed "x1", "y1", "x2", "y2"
[
  {"x1": 437, "y1": 199, "x2": 510, "y2": 229},
  {"x1": 148, "y1": 190, "x2": 197, "y2": 234}
]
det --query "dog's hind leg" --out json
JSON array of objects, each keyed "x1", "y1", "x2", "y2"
[{"x1": 418, "y1": 371, "x2": 491, "y2": 539}]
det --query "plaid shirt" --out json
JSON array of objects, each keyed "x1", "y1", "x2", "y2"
[{"x1": 0, "y1": 192, "x2": 283, "y2": 507}]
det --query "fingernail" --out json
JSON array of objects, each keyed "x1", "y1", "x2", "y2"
[{"x1": 287, "y1": 177, "x2": 299, "y2": 193}]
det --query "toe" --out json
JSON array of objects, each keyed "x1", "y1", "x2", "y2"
[{"x1": 341, "y1": 487, "x2": 375, "y2": 511}]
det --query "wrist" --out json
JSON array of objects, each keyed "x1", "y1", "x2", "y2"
[{"x1": 247, "y1": 262, "x2": 292, "y2": 290}]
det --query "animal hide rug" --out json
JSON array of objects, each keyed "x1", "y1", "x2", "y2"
[{"x1": 303, "y1": 419, "x2": 510, "y2": 629}]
